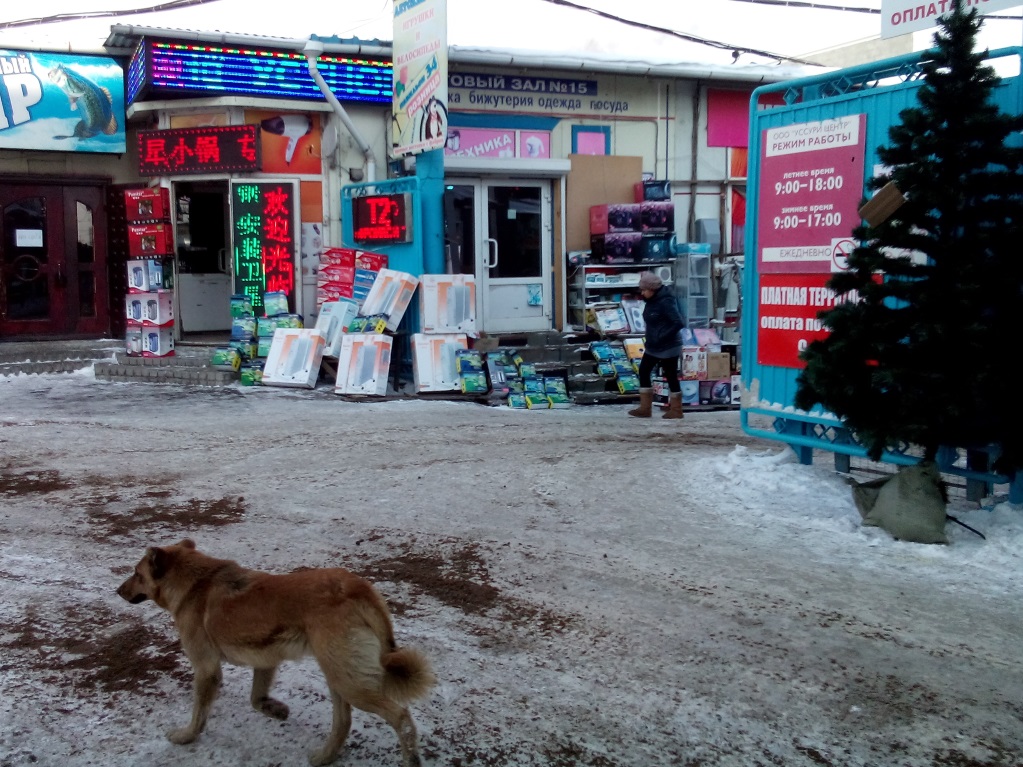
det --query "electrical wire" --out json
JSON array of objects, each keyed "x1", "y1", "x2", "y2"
[
  {"x1": 536, "y1": 0, "x2": 821, "y2": 64},
  {"x1": 0, "y1": 0, "x2": 228, "y2": 30}
]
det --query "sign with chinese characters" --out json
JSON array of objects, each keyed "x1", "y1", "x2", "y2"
[
  {"x1": 231, "y1": 181, "x2": 297, "y2": 314},
  {"x1": 756, "y1": 114, "x2": 866, "y2": 274},
  {"x1": 0, "y1": 49, "x2": 125, "y2": 154},
  {"x1": 138, "y1": 125, "x2": 261, "y2": 176},
  {"x1": 352, "y1": 193, "x2": 413, "y2": 244}
]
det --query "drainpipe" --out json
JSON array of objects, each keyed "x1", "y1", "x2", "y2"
[{"x1": 302, "y1": 38, "x2": 377, "y2": 182}]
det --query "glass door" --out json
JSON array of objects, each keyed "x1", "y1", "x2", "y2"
[{"x1": 443, "y1": 178, "x2": 552, "y2": 333}]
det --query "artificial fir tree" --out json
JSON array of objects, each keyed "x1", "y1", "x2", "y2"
[{"x1": 794, "y1": 0, "x2": 1023, "y2": 475}]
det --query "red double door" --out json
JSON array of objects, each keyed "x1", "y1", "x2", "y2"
[{"x1": 0, "y1": 183, "x2": 110, "y2": 339}]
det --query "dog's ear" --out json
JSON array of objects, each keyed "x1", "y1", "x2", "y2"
[
  {"x1": 145, "y1": 547, "x2": 170, "y2": 580},
  {"x1": 179, "y1": 538, "x2": 196, "y2": 550}
]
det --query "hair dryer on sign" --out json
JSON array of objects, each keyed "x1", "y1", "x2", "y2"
[{"x1": 260, "y1": 114, "x2": 312, "y2": 164}]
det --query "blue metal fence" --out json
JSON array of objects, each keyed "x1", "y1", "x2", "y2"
[{"x1": 741, "y1": 46, "x2": 1023, "y2": 503}]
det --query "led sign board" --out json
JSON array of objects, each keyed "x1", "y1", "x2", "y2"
[
  {"x1": 128, "y1": 40, "x2": 392, "y2": 106},
  {"x1": 232, "y1": 182, "x2": 297, "y2": 314},
  {"x1": 351, "y1": 193, "x2": 413, "y2": 244},
  {"x1": 137, "y1": 125, "x2": 261, "y2": 176}
]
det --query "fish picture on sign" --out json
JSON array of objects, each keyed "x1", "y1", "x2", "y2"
[{"x1": 0, "y1": 49, "x2": 126, "y2": 153}]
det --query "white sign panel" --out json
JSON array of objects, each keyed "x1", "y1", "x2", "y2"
[{"x1": 882, "y1": 0, "x2": 1023, "y2": 38}]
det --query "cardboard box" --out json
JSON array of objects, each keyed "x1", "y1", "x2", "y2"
[
  {"x1": 730, "y1": 374, "x2": 742, "y2": 406},
  {"x1": 700, "y1": 378, "x2": 732, "y2": 405},
  {"x1": 125, "y1": 295, "x2": 144, "y2": 325},
  {"x1": 335, "y1": 334, "x2": 392, "y2": 396},
  {"x1": 639, "y1": 233, "x2": 674, "y2": 261},
  {"x1": 361, "y1": 268, "x2": 420, "y2": 331},
  {"x1": 262, "y1": 328, "x2": 326, "y2": 389},
  {"x1": 315, "y1": 299, "x2": 359, "y2": 357},
  {"x1": 587, "y1": 305, "x2": 630, "y2": 335},
  {"x1": 620, "y1": 300, "x2": 645, "y2": 334},
  {"x1": 127, "y1": 223, "x2": 173, "y2": 257},
  {"x1": 124, "y1": 187, "x2": 170, "y2": 223},
  {"x1": 420, "y1": 273, "x2": 477, "y2": 334},
  {"x1": 590, "y1": 232, "x2": 642, "y2": 263},
  {"x1": 680, "y1": 379, "x2": 700, "y2": 406},
  {"x1": 622, "y1": 337, "x2": 645, "y2": 363},
  {"x1": 127, "y1": 259, "x2": 170, "y2": 292},
  {"x1": 706, "y1": 352, "x2": 732, "y2": 380},
  {"x1": 125, "y1": 327, "x2": 143, "y2": 357},
  {"x1": 411, "y1": 333, "x2": 468, "y2": 393},
  {"x1": 858, "y1": 181, "x2": 906, "y2": 228},
  {"x1": 141, "y1": 327, "x2": 174, "y2": 357},
  {"x1": 640, "y1": 200, "x2": 674, "y2": 232},
  {"x1": 140, "y1": 291, "x2": 174, "y2": 326},
  {"x1": 589, "y1": 203, "x2": 641, "y2": 234},
  {"x1": 633, "y1": 179, "x2": 672, "y2": 202},
  {"x1": 681, "y1": 349, "x2": 707, "y2": 380}
]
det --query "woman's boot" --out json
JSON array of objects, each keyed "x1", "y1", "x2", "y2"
[
  {"x1": 662, "y1": 392, "x2": 684, "y2": 419},
  {"x1": 628, "y1": 387, "x2": 653, "y2": 418}
]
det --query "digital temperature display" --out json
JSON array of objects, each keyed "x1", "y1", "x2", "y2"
[{"x1": 351, "y1": 193, "x2": 413, "y2": 244}]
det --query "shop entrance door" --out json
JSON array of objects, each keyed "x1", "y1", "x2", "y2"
[
  {"x1": 443, "y1": 179, "x2": 552, "y2": 333},
  {"x1": 0, "y1": 184, "x2": 108, "y2": 339},
  {"x1": 172, "y1": 180, "x2": 232, "y2": 336}
]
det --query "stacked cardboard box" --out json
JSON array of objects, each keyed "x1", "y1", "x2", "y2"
[{"x1": 124, "y1": 187, "x2": 174, "y2": 358}]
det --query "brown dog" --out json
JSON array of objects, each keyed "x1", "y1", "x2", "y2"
[{"x1": 116, "y1": 539, "x2": 435, "y2": 766}]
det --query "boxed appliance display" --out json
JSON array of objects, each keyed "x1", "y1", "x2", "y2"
[
  {"x1": 127, "y1": 223, "x2": 173, "y2": 257},
  {"x1": 262, "y1": 328, "x2": 326, "y2": 389},
  {"x1": 335, "y1": 333, "x2": 393, "y2": 396},
  {"x1": 211, "y1": 346, "x2": 242, "y2": 372},
  {"x1": 360, "y1": 268, "x2": 419, "y2": 331},
  {"x1": 315, "y1": 299, "x2": 360, "y2": 357},
  {"x1": 681, "y1": 349, "x2": 708, "y2": 380},
  {"x1": 125, "y1": 295, "x2": 144, "y2": 325},
  {"x1": 411, "y1": 333, "x2": 469, "y2": 393},
  {"x1": 125, "y1": 327, "x2": 143, "y2": 357},
  {"x1": 640, "y1": 200, "x2": 675, "y2": 232},
  {"x1": 681, "y1": 379, "x2": 700, "y2": 406},
  {"x1": 140, "y1": 291, "x2": 174, "y2": 326},
  {"x1": 127, "y1": 259, "x2": 170, "y2": 292},
  {"x1": 730, "y1": 374, "x2": 742, "y2": 406},
  {"x1": 589, "y1": 203, "x2": 641, "y2": 234},
  {"x1": 706, "y1": 352, "x2": 732, "y2": 380},
  {"x1": 700, "y1": 378, "x2": 732, "y2": 405},
  {"x1": 141, "y1": 327, "x2": 174, "y2": 357},
  {"x1": 420, "y1": 273, "x2": 477, "y2": 334},
  {"x1": 124, "y1": 187, "x2": 171, "y2": 223},
  {"x1": 587, "y1": 305, "x2": 630, "y2": 335},
  {"x1": 639, "y1": 233, "x2": 674, "y2": 261},
  {"x1": 633, "y1": 179, "x2": 672, "y2": 202},
  {"x1": 590, "y1": 232, "x2": 642, "y2": 263},
  {"x1": 620, "y1": 300, "x2": 646, "y2": 334}
]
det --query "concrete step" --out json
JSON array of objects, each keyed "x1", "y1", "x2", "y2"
[
  {"x1": 0, "y1": 339, "x2": 121, "y2": 377},
  {"x1": 94, "y1": 347, "x2": 239, "y2": 386}
]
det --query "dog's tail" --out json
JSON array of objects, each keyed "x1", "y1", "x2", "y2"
[{"x1": 382, "y1": 646, "x2": 436, "y2": 703}]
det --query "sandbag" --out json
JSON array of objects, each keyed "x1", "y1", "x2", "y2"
[{"x1": 852, "y1": 461, "x2": 948, "y2": 544}]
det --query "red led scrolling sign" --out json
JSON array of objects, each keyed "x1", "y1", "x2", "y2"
[
  {"x1": 138, "y1": 125, "x2": 262, "y2": 176},
  {"x1": 351, "y1": 193, "x2": 413, "y2": 244}
]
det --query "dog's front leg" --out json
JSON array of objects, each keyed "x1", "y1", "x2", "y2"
[
  {"x1": 168, "y1": 661, "x2": 222, "y2": 744},
  {"x1": 251, "y1": 666, "x2": 289, "y2": 720}
]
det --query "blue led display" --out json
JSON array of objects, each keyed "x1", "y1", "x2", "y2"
[{"x1": 128, "y1": 40, "x2": 392, "y2": 106}]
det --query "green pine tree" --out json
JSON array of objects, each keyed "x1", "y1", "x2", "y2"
[{"x1": 794, "y1": 0, "x2": 1023, "y2": 474}]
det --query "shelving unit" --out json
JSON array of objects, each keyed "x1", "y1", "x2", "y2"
[
  {"x1": 568, "y1": 261, "x2": 673, "y2": 331},
  {"x1": 673, "y1": 252, "x2": 711, "y2": 329}
]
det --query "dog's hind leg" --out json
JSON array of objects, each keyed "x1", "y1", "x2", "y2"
[
  {"x1": 354, "y1": 699, "x2": 422, "y2": 767},
  {"x1": 251, "y1": 666, "x2": 289, "y2": 720},
  {"x1": 168, "y1": 660, "x2": 222, "y2": 745},
  {"x1": 308, "y1": 690, "x2": 352, "y2": 767}
]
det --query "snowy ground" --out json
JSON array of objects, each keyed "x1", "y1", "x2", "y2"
[{"x1": 1, "y1": 369, "x2": 1021, "y2": 767}]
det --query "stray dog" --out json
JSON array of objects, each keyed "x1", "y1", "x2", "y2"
[{"x1": 117, "y1": 539, "x2": 435, "y2": 766}]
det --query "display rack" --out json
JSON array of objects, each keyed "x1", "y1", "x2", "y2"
[
  {"x1": 568, "y1": 261, "x2": 673, "y2": 331},
  {"x1": 673, "y1": 252, "x2": 711, "y2": 329}
]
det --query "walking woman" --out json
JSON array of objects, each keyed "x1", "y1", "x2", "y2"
[{"x1": 629, "y1": 271, "x2": 685, "y2": 419}]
